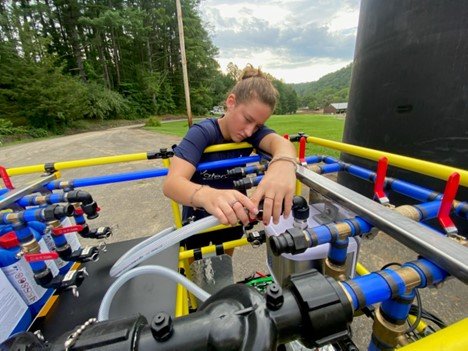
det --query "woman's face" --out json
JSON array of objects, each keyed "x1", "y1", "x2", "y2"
[{"x1": 224, "y1": 94, "x2": 272, "y2": 142}]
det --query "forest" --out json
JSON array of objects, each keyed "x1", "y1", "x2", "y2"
[
  {"x1": 291, "y1": 64, "x2": 352, "y2": 109},
  {"x1": 0, "y1": 0, "x2": 297, "y2": 138}
]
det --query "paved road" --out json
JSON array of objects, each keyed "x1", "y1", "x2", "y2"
[{"x1": 1, "y1": 125, "x2": 466, "y2": 349}]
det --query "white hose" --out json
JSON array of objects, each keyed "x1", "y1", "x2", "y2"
[
  {"x1": 111, "y1": 226, "x2": 174, "y2": 275},
  {"x1": 110, "y1": 216, "x2": 220, "y2": 277},
  {"x1": 98, "y1": 265, "x2": 211, "y2": 321}
]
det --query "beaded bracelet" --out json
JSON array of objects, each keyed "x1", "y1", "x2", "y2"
[{"x1": 268, "y1": 156, "x2": 298, "y2": 168}]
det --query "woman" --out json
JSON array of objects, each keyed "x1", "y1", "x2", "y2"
[{"x1": 163, "y1": 65, "x2": 297, "y2": 249}]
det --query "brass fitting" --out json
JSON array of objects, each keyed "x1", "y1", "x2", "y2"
[
  {"x1": 372, "y1": 307, "x2": 408, "y2": 349},
  {"x1": 395, "y1": 205, "x2": 421, "y2": 221},
  {"x1": 335, "y1": 222, "x2": 352, "y2": 240},
  {"x1": 48, "y1": 220, "x2": 61, "y2": 228},
  {"x1": 395, "y1": 266, "x2": 421, "y2": 292},
  {"x1": 22, "y1": 239, "x2": 41, "y2": 253},
  {"x1": 324, "y1": 258, "x2": 347, "y2": 281}
]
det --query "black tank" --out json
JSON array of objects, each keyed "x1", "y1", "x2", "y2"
[{"x1": 338, "y1": 1, "x2": 468, "y2": 233}]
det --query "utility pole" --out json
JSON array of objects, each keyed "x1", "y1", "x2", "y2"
[{"x1": 175, "y1": 0, "x2": 193, "y2": 127}]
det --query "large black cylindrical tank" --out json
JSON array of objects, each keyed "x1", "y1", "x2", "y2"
[{"x1": 339, "y1": 1, "x2": 468, "y2": 233}]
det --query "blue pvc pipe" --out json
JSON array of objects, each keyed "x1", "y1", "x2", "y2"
[
  {"x1": 16, "y1": 193, "x2": 65, "y2": 207},
  {"x1": 45, "y1": 155, "x2": 261, "y2": 189},
  {"x1": 343, "y1": 259, "x2": 447, "y2": 311},
  {"x1": 320, "y1": 163, "x2": 344, "y2": 174},
  {"x1": 305, "y1": 155, "x2": 323, "y2": 164},
  {"x1": 380, "y1": 290, "x2": 415, "y2": 322},
  {"x1": 328, "y1": 237, "x2": 349, "y2": 265}
]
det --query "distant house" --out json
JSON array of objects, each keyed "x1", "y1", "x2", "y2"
[{"x1": 324, "y1": 102, "x2": 348, "y2": 114}]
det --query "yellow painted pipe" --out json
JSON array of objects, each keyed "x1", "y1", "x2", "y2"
[
  {"x1": 307, "y1": 137, "x2": 468, "y2": 187},
  {"x1": 407, "y1": 314, "x2": 428, "y2": 335},
  {"x1": 6, "y1": 153, "x2": 149, "y2": 176},
  {"x1": 175, "y1": 248, "x2": 186, "y2": 317},
  {"x1": 179, "y1": 238, "x2": 249, "y2": 261},
  {"x1": 204, "y1": 142, "x2": 252, "y2": 153},
  {"x1": 162, "y1": 158, "x2": 183, "y2": 228},
  {"x1": 356, "y1": 262, "x2": 371, "y2": 276},
  {"x1": 399, "y1": 318, "x2": 468, "y2": 351}
]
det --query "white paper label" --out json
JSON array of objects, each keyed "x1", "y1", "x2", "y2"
[
  {"x1": 0, "y1": 269, "x2": 28, "y2": 343},
  {"x1": 2, "y1": 257, "x2": 47, "y2": 304},
  {"x1": 38, "y1": 239, "x2": 59, "y2": 276},
  {"x1": 42, "y1": 233, "x2": 67, "y2": 269},
  {"x1": 61, "y1": 217, "x2": 81, "y2": 250}
]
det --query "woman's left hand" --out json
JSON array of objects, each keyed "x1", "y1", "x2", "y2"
[{"x1": 250, "y1": 160, "x2": 296, "y2": 225}]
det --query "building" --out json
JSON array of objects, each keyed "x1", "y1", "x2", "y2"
[{"x1": 324, "y1": 102, "x2": 348, "y2": 114}]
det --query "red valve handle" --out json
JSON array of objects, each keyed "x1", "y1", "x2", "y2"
[
  {"x1": 437, "y1": 172, "x2": 460, "y2": 234},
  {"x1": 299, "y1": 137, "x2": 307, "y2": 164},
  {"x1": 0, "y1": 166, "x2": 14, "y2": 190},
  {"x1": 374, "y1": 157, "x2": 389, "y2": 204},
  {"x1": 52, "y1": 225, "x2": 84, "y2": 235},
  {"x1": 24, "y1": 252, "x2": 59, "y2": 262}
]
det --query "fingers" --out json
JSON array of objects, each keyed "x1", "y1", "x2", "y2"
[{"x1": 283, "y1": 192, "x2": 293, "y2": 219}]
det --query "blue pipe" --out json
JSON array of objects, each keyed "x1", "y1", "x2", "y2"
[
  {"x1": 380, "y1": 290, "x2": 415, "y2": 323},
  {"x1": 342, "y1": 259, "x2": 448, "y2": 311},
  {"x1": 16, "y1": 193, "x2": 65, "y2": 208},
  {"x1": 45, "y1": 155, "x2": 261, "y2": 189},
  {"x1": 328, "y1": 237, "x2": 349, "y2": 265},
  {"x1": 319, "y1": 163, "x2": 344, "y2": 174}
]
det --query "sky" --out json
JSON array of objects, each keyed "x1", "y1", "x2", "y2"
[{"x1": 198, "y1": 0, "x2": 361, "y2": 83}]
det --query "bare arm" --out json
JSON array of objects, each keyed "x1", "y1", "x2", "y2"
[
  {"x1": 163, "y1": 156, "x2": 258, "y2": 226},
  {"x1": 250, "y1": 133, "x2": 297, "y2": 225}
]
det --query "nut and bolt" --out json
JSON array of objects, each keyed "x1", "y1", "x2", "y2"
[{"x1": 151, "y1": 312, "x2": 173, "y2": 341}]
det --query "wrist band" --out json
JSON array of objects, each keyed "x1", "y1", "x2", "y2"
[
  {"x1": 269, "y1": 156, "x2": 298, "y2": 169},
  {"x1": 190, "y1": 185, "x2": 206, "y2": 208}
]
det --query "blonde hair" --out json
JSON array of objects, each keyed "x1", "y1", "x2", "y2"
[{"x1": 229, "y1": 64, "x2": 278, "y2": 111}]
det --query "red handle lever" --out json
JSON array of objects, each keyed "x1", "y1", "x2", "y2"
[
  {"x1": 437, "y1": 172, "x2": 460, "y2": 234},
  {"x1": 24, "y1": 252, "x2": 59, "y2": 262},
  {"x1": 52, "y1": 225, "x2": 84, "y2": 235},
  {"x1": 0, "y1": 166, "x2": 14, "y2": 189},
  {"x1": 374, "y1": 157, "x2": 389, "y2": 204},
  {"x1": 299, "y1": 136, "x2": 307, "y2": 164}
]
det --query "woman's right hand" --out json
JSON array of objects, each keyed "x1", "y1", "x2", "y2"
[{"x1": 196, "y1": 187, "x2": 259, "y2": 226}]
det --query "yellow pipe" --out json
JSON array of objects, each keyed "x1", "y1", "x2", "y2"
[
  {"x1": 204, "y1": 142, "x2": 252, "y2": 153},
  {"x1": 399, "y1": 318, "x2": 468, "y2": 351},
  {"x1": 407, "y1": 314, "x2": 428, "y2": 334},
  {"x1": 175, "y1": 248, "x2": 186, "y2": 317},
  {"x1": 307, "y1": 137, "x2": 468, "y2": 187},
  {"x1": 6, "y1": 153, "x2": 149, "y2": 176},
  {"x1": 183, "y1": 257, "x2": 198, "y2": 311},
  {"x1": 179, "y1": 238, "x2": 249, "y2": 261},
  {"x1": 356, "y1": 262, "x2": 371, "y2": 276},
  {"x1": 162, "y1": 158, "x2": 183, "y2": 228}
]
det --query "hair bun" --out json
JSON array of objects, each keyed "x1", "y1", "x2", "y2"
[{"x1": 240, "y1": 64, "x2": 265, "y2": 80}]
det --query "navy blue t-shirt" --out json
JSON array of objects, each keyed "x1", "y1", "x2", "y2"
[{"x1": 173, "y1": 118, "x2": 275, "y2": 220}]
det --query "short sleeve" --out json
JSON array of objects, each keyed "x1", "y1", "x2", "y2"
[
  {"x1": 173, "y1": 120, "x2": 217, "y2": 167},
  {"x1": 246, "y1": 125, "x2": 276, "y2": 149}
]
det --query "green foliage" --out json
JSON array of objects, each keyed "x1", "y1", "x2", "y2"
[
  {"x1": 273, "y1": 80, "x2": 298, "y2": 114},
  {"x1": 145, "y1": 116, "x2": 161, "y2": 127},
  {"x1": 83, "y1": 83, "x2": 129, "y2": 120},
  {"x1": 291, "y1": 64, "x2": 352, "y2": 109}
]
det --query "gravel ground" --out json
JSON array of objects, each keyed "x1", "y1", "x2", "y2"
[{"x1": 1, "y1": 125, "x2": 466, "y2": 350}]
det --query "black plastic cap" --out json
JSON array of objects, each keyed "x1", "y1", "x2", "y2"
[{"x1": 292, "y1": 196, "x2": 309, "y2": 221}]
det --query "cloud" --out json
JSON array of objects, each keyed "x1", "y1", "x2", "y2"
[{"x1": 199, "y1": 0, "x2": 360, "y2": 82}]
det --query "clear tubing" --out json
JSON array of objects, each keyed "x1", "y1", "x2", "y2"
[
  {"x1": 110, "y1": 216, "x2": 220, "y2": 277},
  {"x1": 111, "y1": 226, "x2": 175, "y2": 274},
  {"x1": 98, "y1": 265, "x2": 211, "y2": 321}
]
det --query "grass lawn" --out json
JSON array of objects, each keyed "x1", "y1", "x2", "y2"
[{"x1": 146, "y1": 114, "x2": 345, "y2": 158}]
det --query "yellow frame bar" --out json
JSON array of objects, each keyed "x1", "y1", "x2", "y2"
[
  {"x1": 307, "y1": 137, "x2": 468, "y2": 187},
  {"x1": 6, "y1": 153, "x2": 149, "y2": 176},
  {"x1": 204, "y1": 142, "x2": 252, "y2": 153},
  {"x1": 399, "y1": 318, "x2": 468, "y2": 351},
  {"x1": 179, "y1": 238, "x2": 249, "y2": 261}
]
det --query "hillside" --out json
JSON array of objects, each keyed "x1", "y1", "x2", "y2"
[{"x1": 290, "y1": 63, "x2": 353, "y2": 109}]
